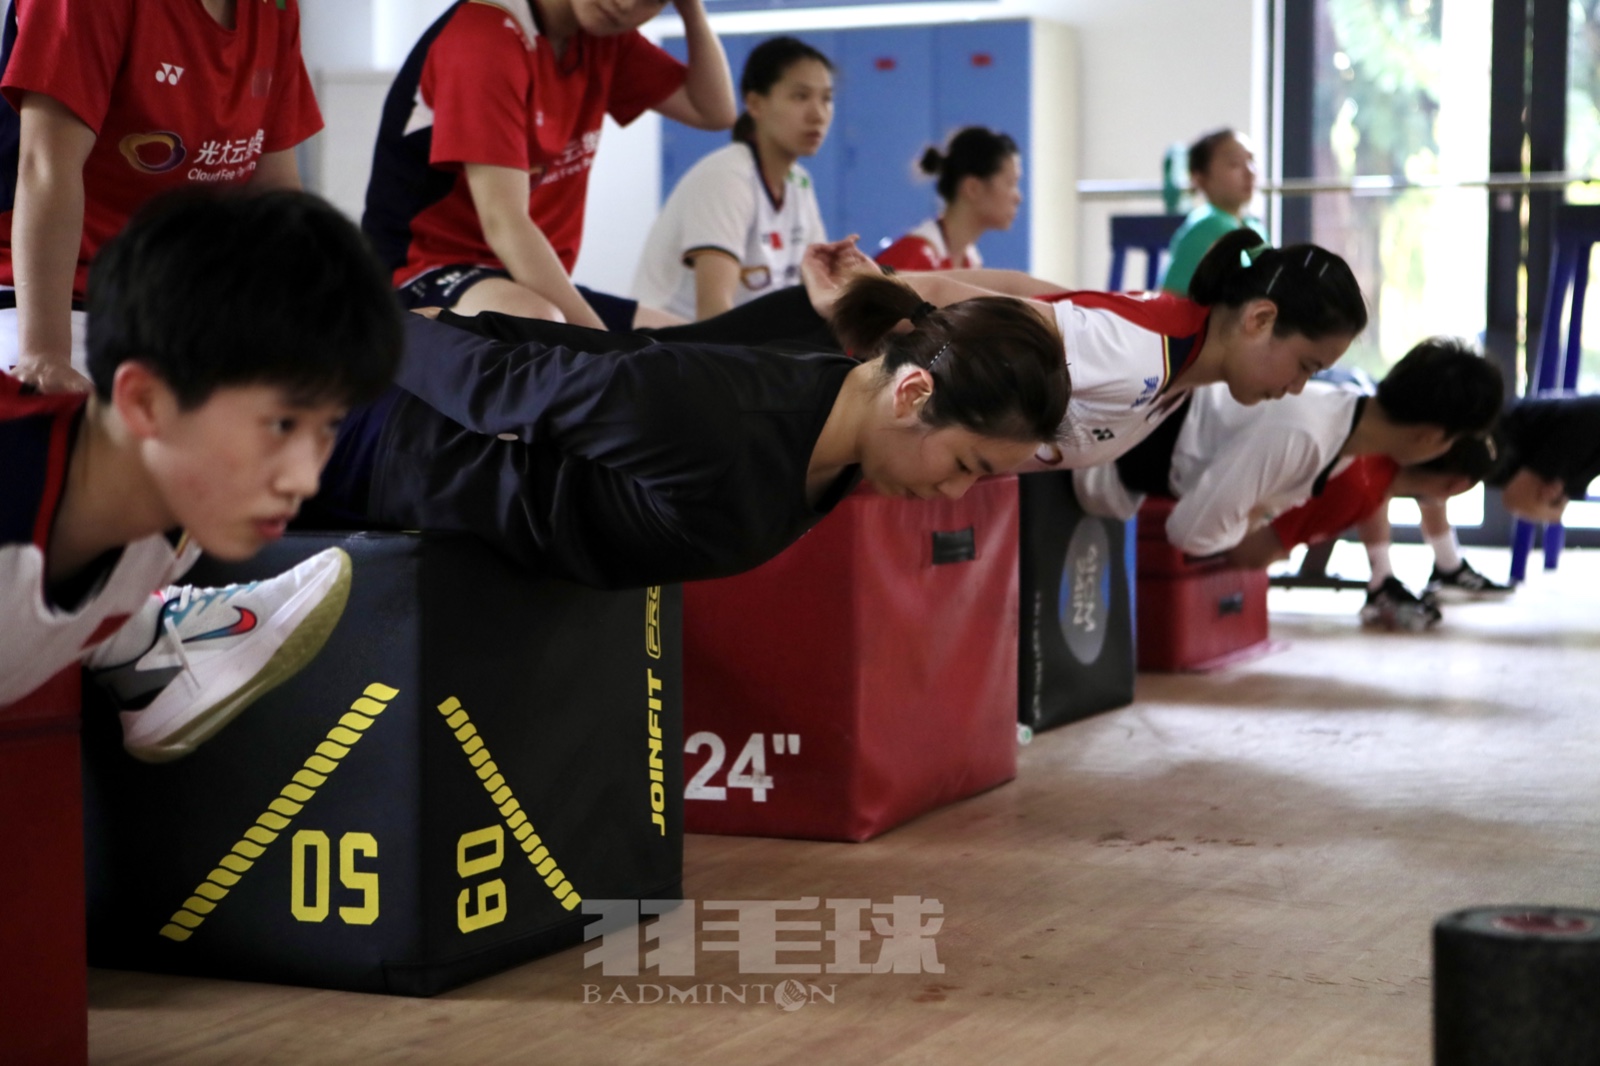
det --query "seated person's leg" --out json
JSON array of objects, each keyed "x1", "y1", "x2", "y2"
[{"x1": 454, "y1": 276, "x2": 566, "y2": 322}]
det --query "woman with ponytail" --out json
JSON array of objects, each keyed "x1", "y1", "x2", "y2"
[
  {"x1": 306, "y1": 267, "x2": 1067, "y2": 589},
  {"x1": 877, "y1": 127, "x2": 1022, "y2": 272},
  {"x1": 633, "y1": 37, "x2": 834, "y2": 322},
  {"x1": 791, "y1": 227, "x2": 1367, "y2": 469}
]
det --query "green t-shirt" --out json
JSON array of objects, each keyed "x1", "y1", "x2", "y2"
[{"x1": 1160, "y1": 205, "x2": 1265, "y2": 296}]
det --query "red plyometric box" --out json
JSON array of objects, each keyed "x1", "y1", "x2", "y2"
[
  {"x1": 1, "y1": 669, "x2": 87, "y2": 1066},
  {"x1": 682, "y1": 478, "x2": 1020, "y2": 842},
  {"x1": 1136, "y1": 499, "x2": 1269, "y2": 672}
]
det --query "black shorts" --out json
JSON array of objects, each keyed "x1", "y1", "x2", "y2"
[{"x1": 396, "y1": 264, "x2": 638, "y2": 333}]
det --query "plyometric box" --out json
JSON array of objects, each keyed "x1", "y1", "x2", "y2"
[
  {"x1": 1136, "y1": 499, "x2": 1269, "y2": 672},
  {"x1": 1, "y1": 669, "x2": 86, "y2": 1066},
  {"x1": 1017, "y1": 471, "x2": 1137, "y2": 732},
  {"x1": 84, "y1": 532, "x2": 682, "y2": 997},
  {"x1": 682, "y1": 479, "x2": 1020, "y2": 842}
]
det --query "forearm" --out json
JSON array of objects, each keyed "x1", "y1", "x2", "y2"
[
  {"x1": 1222, "y1": 526, "x2": 1290, "y2": 569},
  {"x1": 12, "y1": 162, "x2": 84, "y2": 367},
  {"x1": 940, "y1": 267, "x2": 1068, "y2": 297},
  {"x1": 12, "y1": 95, "x2": 98, "y2": 381},
  {"x1": 673, "y1": 0, "x2": 736, "y2": 130},
  {"x1": 482, "y1": 211, "x2": 604, "y2": 329}
]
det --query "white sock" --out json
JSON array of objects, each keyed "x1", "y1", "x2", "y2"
[
  {"x1": 1366, "y1": 543, "x2": 1394, "y2": 589},
  {"x1": 1426, "y1": 529, "x2": 1462, "y2": 573}
]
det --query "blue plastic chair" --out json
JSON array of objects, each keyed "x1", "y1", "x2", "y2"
[
  {"x1": 1509, "y1": 203, "x2": 1600, "y2": 582},
  {"x1": 1108, "y1": 214, "x2": 1186, "y2": 291}
]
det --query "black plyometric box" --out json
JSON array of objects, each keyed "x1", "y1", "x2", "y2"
[
  {"x1": 84, "y1": 532, "x2": 682, "y2": 997},
  {"x1": 1018, "y1": 472, "x2": 1137, "y2": 732}
]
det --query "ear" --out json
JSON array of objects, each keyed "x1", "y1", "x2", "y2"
[
  {"x1": 957, "y1": 174, "x2": 984, "y2": 203},
  {"x1": 889, "y1": 365, "x2": 934, "y2": 423},
  {"x1": 744, "y1": 90, "x2": 765, "y2": 121},
  {"x1": 1241, "y1": 298, "x2": 1278, "y2": 338},
  {"x1": 110, "y1": 360, "x2": 176, "y2": 442}
]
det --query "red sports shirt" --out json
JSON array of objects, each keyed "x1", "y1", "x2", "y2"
[
  {"x1": 364, "y1": 0, "x2": 685, "y2": 284},
  {"x1": 0, "y1": 0, "x2": 322, "y2": 297}
]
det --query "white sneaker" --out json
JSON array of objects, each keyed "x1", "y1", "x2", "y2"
[{"x1": 86, "y1": 547, "x2": 353, "y2": 763}]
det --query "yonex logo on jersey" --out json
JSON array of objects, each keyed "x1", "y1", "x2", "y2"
[{"x1": 156, "y1": 63, "x2": 185, "y2": 85}]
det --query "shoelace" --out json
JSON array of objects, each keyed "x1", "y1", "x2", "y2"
[{"x1": 157, "y1": 579, "x2": 262, "y2": 683}]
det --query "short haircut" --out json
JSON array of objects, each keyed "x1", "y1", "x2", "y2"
[
  {"x1": 1411, "y1": 433, "x2": 1495, "y2": 482},
  {"x1": 1188, "y1": 128, "x2": 1241, "y2": 176},
  {"x1": 1376, "y1": 337, "x2": 1504, "y2": 437},
  {"x1": 87, "y1": 188, "x2": 402, "y2": 409}
]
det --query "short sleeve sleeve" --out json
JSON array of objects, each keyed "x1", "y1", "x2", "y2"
[
  {"x1": 261, "y1": 1, "x2": 323, "y2": 152},
  {"x1": 674, "y1": 151, "x2": 757, "y2": 262},
  {"x1": 876, "y1": 236, "x2": 940, "y2": 272},
  {"x1": 0, "y1": 0, "x2": 133, "y2": 132},
  {"x1": 422, "y1": 9, "x2": 533, "y2": 170},
  {"x1": 607, "y1": 32, "x2": 686, "y2": 127}
]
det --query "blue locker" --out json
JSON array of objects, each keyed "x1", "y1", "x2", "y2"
[
  {"x1": 932, "y1": 21, "x2": 1032, "y2": 270},
  {"x1": 831, "y1": 26, "x2": 934, "y2": 251},
  {"x1": 660, "y1": 31, "x2": 842, "y2": 236}
]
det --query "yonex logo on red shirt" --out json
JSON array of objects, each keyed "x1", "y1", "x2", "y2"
[{"x1": 156, "y1": 63, "x2": 185, "y2": 85}]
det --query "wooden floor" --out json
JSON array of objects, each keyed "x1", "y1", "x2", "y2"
[{"x1": 90, "y1": 547, "x2": 1600, "y2": 1065}]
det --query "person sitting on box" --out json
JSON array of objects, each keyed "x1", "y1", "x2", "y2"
[
  {"x1": 301, "y1": 252, "x2": 1070, "y2": 590},
  {"x1": 0, "y1": 190, "x2": 402, "y2": 761},
  {"x1": 1071, "y1": 336, "x2": 1504, "y2": 625},
  {"x1": 364, "y1": 0, "x2": 735, "y2": 333}
]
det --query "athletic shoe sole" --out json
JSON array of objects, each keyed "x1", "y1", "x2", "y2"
[
  {"x1": 121, "y1": 548, "x2": 353, "y2": 763},
  {"x1": 1424, "y1": 584, "x2": 1515, "y2": 603}
]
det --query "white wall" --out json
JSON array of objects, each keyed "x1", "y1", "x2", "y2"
[{"x1": 296, "y1": 0, "x2": 1260, "y2": 291}]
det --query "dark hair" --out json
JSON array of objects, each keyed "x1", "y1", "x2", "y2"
[
  {"x1": 919, "y1": 126, "x2": 1019, "y2": 203},
  {"x1": 830, "y1": 274, "x2": 1067, "y2": 443},
  {"x1": 1410, "y1": 433, "x2": 1494, "y2": 482},
  {"x1": 87, "y1": 188, "x2": 402, "y2": 409},
  {"x1": 1376, "y1": 336, "x2": 1504, "y2": 437},
  {"x1": 1188, "y1": 228, "x2": 1369, "y2": 341},
  {"x1": 1188, "y1": 128, "x2": 1242, "y2": 176},
  {"x1": 732, "y1": 36, "x2": 834, "y2": 144}
]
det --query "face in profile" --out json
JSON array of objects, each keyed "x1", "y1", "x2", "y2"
[
  {"x1": 748, "y1": 58, "x2": 834, "y2": 158},
  {"x1": 137, "y1": 378, "x2": 345, "y2": 560},
  {"x1": 966, "y1": 154, "x2": 1023, "y2": 232},
  {"x1": 1195, "y1": 134, "x2": 1257, "y2": 216},
  {"x1": 1225, "y1": 320, "x2": 1353, "y2": 406},
  {"x1": 860, "y1": 422, "x2": 1039, "y2": 502},
  {"x1": 573, "y1": 0, "x2": 668, "y2": 37}
]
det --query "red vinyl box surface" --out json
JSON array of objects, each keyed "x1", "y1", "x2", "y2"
[
  {"x1": 1136, "y1": 498, "x2": 1269, "y2": 672},
  {"x1": 1, "y1": 669, "x2": 87, "y2": 1066},
  {"x1": 682, "y1": 479, "x2": 1021, "y2": 842}
]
